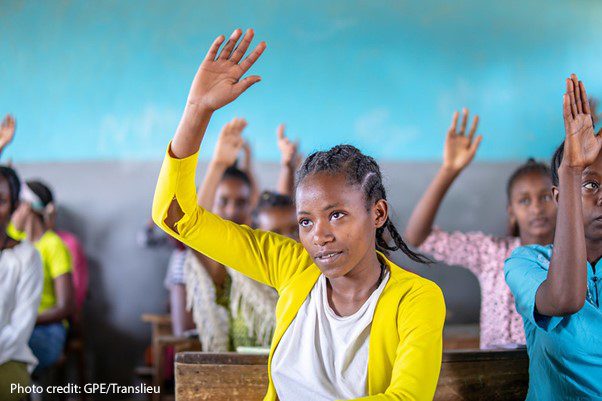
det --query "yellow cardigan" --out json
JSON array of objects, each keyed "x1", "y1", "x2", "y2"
[{"x1": 152, "y1": 146, "x2": 446, "y2": 401}]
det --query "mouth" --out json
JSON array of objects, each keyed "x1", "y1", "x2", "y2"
[
  {"x1": 530, "y1": 217, "x2": 549, "y2": 226},
  {"x1": 315, "y1": 250, "x2": 343, "y2": 264}
]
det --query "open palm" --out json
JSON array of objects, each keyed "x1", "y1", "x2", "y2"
[
  {"x1": 213, "y1": 118, "x2": 246, "y2": 166},
  {"x1": 187, "y1": 29, "x2": 266, "y2": 111},
  {"x1": 443, "y1": 109, "x2": 483, "y2": 172},
  {"x1": 563, "y1": 74, "x2": 602, "y2": 169},
  {"x1": 0, "y1": 114, "x2": 16, "y2": 149}
]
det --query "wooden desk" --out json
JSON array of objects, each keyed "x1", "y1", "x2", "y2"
[{"x1": 175, "y1": 349, "x2": 528, "y2": 401}]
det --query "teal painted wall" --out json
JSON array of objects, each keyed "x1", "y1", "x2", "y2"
[{"x1": 2, "y1": 0, "x2": 602, "y2": 162}]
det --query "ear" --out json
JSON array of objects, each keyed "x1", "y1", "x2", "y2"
[
  {"x1": 507, "y1": 203, "x2": 517, "y2": 226},
  {"x1": 373, "y1": 199, "x2": 388, "y2": 229},
  {"x1": 551, "y1": 186, "x2": 559, "y2": 204}
]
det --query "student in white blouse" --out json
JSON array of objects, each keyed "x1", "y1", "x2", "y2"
[{"x1": 0, "y1": 166, "x2": 43, "y2": 401}]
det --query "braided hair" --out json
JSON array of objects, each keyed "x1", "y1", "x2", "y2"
[
  {"x1": 0, "y1": 166, "x2": 21, "y2": 213},
  {"x1": 506, "y1": 158, "x2": 553, "y2": 237},
  {"x1": 296, "y1": 144, "x2": 431, "y2": 264},
  {"x1": 252, "y1": 191, "x2": 294, "y2": 223},
  {"x1": 221, "y1": 165, "x2": 252, "y2": 189}
]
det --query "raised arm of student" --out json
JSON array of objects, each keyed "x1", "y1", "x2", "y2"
[
  {"x1": 0, "y1": 114, "x2": 16, "y2": 158},
  {"x1": 404, "y1": 109, "x2": 483, "y2": 247},
  {"x1": 276, "y1": 124, "x2": 299, "y2": 196},
  {"x1": 153, "y1": 29, "x2": 307, "y2": 290},
  {"x1": 196, "y1": 118, "x2": 247, "y2": 209},
  {"x1": 536, "y1": 74, "x2": 602, "y2": 316}
]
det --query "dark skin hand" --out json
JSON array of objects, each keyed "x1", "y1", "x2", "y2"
[
  {"x1": 538, "y1": 73, "x2": 602, "y2": 317},
  {"x1": 296, "y1": 172, "x2": 388, "y2": 316},
  {"x1": 165, "y1": 28, "x2": 265, "y2": 230},
  {"x1": 276, "y1": 124, "x2": 300, "y2": 197},
  {"x1": 404, "y1": 108, "x2": 482, "y2": 246}
]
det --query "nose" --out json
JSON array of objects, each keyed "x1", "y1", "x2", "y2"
[
  {"x1": 531, "y1": 198, "x2": 545, "y2": 214},
  {"x1": 312, "y1": 219, "x2": 334, "y2": 246},
  {"x1": 223, "y1": 202, "x2": 240, "y2": 221}
]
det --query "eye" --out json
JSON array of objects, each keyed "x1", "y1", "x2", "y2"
[
  {"x1": 330, "y1": 211, "x2": 345, "y2": 220},
  {"x1": 584, "y1": 181, "x2": 599, "y2": 190},
  {"x1": 541, "y1": 194, "x2": 552, "y2": 202},
  {"x1": 518, "y1": 198, "x2": 530, "y2": 206},
  {"x1": 298, "y1": 218, "x2": 312, "y2": 228}
]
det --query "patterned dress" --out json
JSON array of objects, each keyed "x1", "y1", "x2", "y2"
[{"x1": 420, "y1": 228, "x2": 526, "y2": 348}]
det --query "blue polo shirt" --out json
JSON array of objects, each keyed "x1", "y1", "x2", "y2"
[{"x1": 505, "y1": 244, "x2": 602, "y2": 400}]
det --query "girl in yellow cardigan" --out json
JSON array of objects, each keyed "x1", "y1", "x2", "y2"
[{"x1": 152, "y1": 28, "x2": 445, "y2": 401}]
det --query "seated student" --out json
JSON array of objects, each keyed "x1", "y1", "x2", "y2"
[
  {"x1": 505, "y1": 74, "x2": 602, "y2": 400},
  {"x1": 403, "y1": 111, "x2": 557, "y2": 349},
  {"x1": 0, "y1": 167, "x2": 43, "y2": 401},
  {"x1": 253, "y1": 191, "x2": 298, "y2": 241},
  {"x1": 11, "y1": 180, "x2": 75, "y2": 373},
  {"x1": 185, "y1": 117, "x2": 278, "y2": 350},
  {"x1": 152, "y1": 28, "x2": 444, "y2": 400}
]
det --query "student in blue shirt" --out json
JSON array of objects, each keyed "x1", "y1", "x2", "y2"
[{"x1": 505, "y1": 73, "x2": 602, "y2": 400}]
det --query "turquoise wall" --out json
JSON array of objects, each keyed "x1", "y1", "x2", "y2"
[{"x1": 2, "y1": 0, "x2": 602, "y2": 162}]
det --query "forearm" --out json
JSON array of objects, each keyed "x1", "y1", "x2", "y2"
[
  {"x1": 277, "y1": 164, "x2": 295, "y2": 196},
  {"x1": 36, "y1": 304, "x2": 73, "y2": 324},
  {"x1": 539, "y1": 166, "x2": 588, "y2": 315},
  {"x1": 198, "y1": 160, "x2": 228, "y2": 209},
  {"x1": 404, "y1": 166, "x2": 459, "y2": 247},
  {"x1": 171, "y1": 104, "x2": 214, "y2": 159},
  {"x1": 170, "y1": 284, "x2": 195, "y2": 336}
]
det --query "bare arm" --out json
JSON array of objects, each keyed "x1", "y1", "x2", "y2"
[
  {"x1": 169, "y1": 284, "x2": 195, "y2": 336},
  {"x1": 197, "y1": 118, "x2": 247, "y2": 209},
  {"x1": 241, "y1": 141, "x2": 260, "y2": 207},
  {"x1": 37, "y1": 273, "x2": 75, "y2": 324},
  {"x1": 404, "y1": 109, "x2": 482, "y2": 246},
  {"x1": 536, "y1": 74, "x2": 602, "y2": 316},
  {"x1": 276, "y1": 124, "x2": 299, "y2": 196}
]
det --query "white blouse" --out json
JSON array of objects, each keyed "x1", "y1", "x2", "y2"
[
  {"x1": 0, "y1": 241, "x2": 43, "y2": 372},
  {"x1": 271, "y1": 270, "x2": 389, "y2": 400}
]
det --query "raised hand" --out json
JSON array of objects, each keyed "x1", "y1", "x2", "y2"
[
  {"x1": 442, "y1": 108, "x2": 483, "y2": 172},
  {"x1": 276, "y1": 124, "x2": 299, "y2": 168},
  {"x1": 187, "y1": 29, "x2": 266, "y2": 112},
  {"x1": 562, "y1": 74, "x2": 602, "y2": 169},
  {"x1": 213, "y1": 118, "x2": 247, "y2": 166},
  {"x1": 0, "y1": 114, "x2": 16, "y2": 150}
]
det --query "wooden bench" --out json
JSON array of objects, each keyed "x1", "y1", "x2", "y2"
[{"x1": 175, "y1": 349, "x2": 528, "y2": 401}]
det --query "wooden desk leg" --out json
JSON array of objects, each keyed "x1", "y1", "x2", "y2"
[{"x1": 152, "y1": 337, "x2": 163, "y2": 401}]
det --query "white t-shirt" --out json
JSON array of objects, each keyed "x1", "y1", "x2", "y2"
[
  {"x1": 271, "y1": 269, "x2": 390, "y2": 401},
  {"x1": 0, "y1": 241, "x2": 43, "y2": 372}
]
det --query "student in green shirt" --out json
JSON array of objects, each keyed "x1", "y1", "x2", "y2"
[{"x1": 11, "y1": 180, "x2": 74, "y2": 373}]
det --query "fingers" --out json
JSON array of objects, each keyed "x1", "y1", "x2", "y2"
[
  {"x1": 448, "y1": 111, "x2": 459, "y2": 136},
  {"x1": 467, "y1": 115, "x2": 479, "y2": 143},
  {"x1": 469, "y1": 135, "x2": 483, "y2": 155},
  {"x1": 459, "y1": 108, "x2": 469, "y2": 136},
  {"x1": 204, "y1": 35, "x2": 226, "y2": 62},
  {"x1": 580, "y1": 81, "x2": 591, "y2": 115},
  {"x1": 218, "y1": 29, "x2": 243, "y2": 60},
  {"x1": 572, "y1": 74, "x2": 583, "y2": 114},
  {"x1": 230, "y1": 29, "x2": 255, "y2": 63},
  {"x1": 567, "y1": 78, "x2": 577, "y2": 118},
  {"x1": 233, "y1": 75, "x2": 262, "y2": 96},
  {"x1": 563, "y1": 93, "x2": 573, "y2": 121},
  {"x1": 277, "y1": 124, "x2": 286, "y2": 141},
  {"x1": 239, "y1": 41, "x2": 267, "y2": 74}
]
